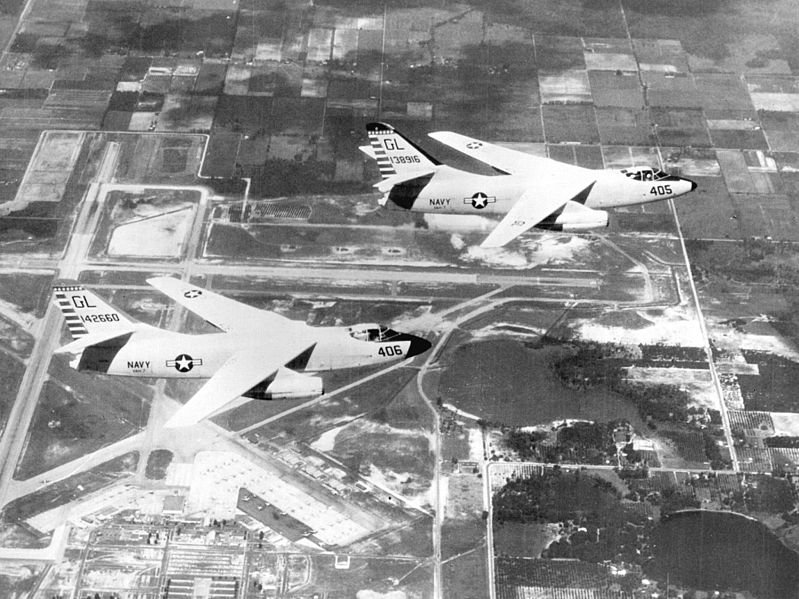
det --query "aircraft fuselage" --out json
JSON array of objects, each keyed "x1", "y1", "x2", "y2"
[
  {"x1": 77, "y1": 325, "x2": 424, "y2": 378},
  {"x1": 385, "y1": 165, "x2": 695, "y2": 216}
]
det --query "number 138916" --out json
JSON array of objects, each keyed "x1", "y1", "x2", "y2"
[{"x1": 390, "y1": 156, "x2": 421, "y2": 164}]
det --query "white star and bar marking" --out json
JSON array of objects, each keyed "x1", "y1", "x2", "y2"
[
  {"x1": 464, "y1": 192, "x2": 496, "y2": 209},
  {"x1": 167, "y1": 354, "x2": 203, "y2": 372}
]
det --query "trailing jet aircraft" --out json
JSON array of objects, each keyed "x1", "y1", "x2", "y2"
[
  {"x1": 53, "y1": 277, "x2": 431, "y2": 428},
  {"x1": 360, "y1": 122, "x2": 697, "y2": 248}
]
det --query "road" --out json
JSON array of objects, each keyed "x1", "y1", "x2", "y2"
[
  {"x1": 409, "y1": 285, "x2": 517, "y2": 599},
  {"x1": 0, "y1": 140, "x2": 120, "y2": 538},
  {"x1": 668, "y1": 197, "x2": 739, "y2": 472},
  {"x1": 0, "y1": 135, "x2": 705, "y2": 599}
]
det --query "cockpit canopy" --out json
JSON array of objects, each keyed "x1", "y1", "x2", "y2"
[
  {"x1": 620, "y1": 167, "x2": 671, "y2": 182},
  {"x1": 348, "y1": 323, "x2": 401, "y2": 342}
]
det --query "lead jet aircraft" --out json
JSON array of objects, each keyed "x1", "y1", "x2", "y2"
[
  {"x1": 53, "y1": 277, "x2": 431, "y2": 428},
  {"x1": 360, "y1": 122, "x2": 697, "y2": 248}
]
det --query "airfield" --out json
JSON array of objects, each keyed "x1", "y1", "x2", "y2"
[{"x1": 1, "y1": 0, "x2": 799, "y2": 598}]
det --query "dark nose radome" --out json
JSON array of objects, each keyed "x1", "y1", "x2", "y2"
[
  {"x1": 406, "y1": 335, "x2": 432, "y2": 358},
  {"x1": 688, "y1": 178, "x2": 697, "y2": 191}
]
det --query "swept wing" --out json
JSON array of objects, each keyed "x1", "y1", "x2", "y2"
[
  {"x1": 164, "y1": 343, "x2": 315, "y2": 428},
  {"x1": 480, "y1": 181, "x2": 597, "y2": 248},
  {"x1": 147, "y1": 277, "x2": 299, "y2": 335},
  {"x1": 429, "y1": 131, "x2": 592, "y2": 179}
]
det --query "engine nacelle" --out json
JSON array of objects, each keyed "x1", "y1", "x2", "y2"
[
  {"x1": 538, "y1": 202, "x2": 609, "y2": 232},
  {"x1": 244, "y1": 370, "x2": 324, "y2": 400},
  {"x1": 558, "y1": 213, "x2": 609, "y2": 231}
]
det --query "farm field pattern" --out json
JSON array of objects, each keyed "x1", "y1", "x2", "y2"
[{"x1": 1, "y1": 0, "x2": 799, "y2": 598}]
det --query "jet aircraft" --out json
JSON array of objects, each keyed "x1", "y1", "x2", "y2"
[
  {"x1": 360, "y1": 122, "x2": 697, "y2": 248},
  {"x1": 53, "y1": 277, "x2": 431, "y2": 427}
]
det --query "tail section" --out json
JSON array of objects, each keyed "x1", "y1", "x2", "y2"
[
  {"x1": 53, "y1": 282, "x2": 135, "y2": 340},
  {"x1": 364, "y1": 122, "x2": 440, "y2": 179}
]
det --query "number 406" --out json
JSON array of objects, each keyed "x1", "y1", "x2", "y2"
[{"x1": 378, "y1": 345, "x2": 403, "y2": 357}]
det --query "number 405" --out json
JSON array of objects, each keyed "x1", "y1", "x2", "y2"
[{"x1": 650, "y1": 185, "x2": 672, "y2": 195}]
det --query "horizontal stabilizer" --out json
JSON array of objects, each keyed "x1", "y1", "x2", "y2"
[
  {"x1": 55, "y1": 330, "x2": 134, "y2": 355},
  {"x1": 359, "y1": 145, "x2": 377, "y2": 159},
  {"x1": 373, "y1": 169, "x2": 436, "y2": 193}
]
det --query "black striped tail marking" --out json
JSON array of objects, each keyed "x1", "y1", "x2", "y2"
[{"x1": 54, "y1": 289, "x2": 89, "y2": 338}]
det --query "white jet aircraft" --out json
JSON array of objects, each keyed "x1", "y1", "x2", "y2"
[
  {"x1": 360, "y1": 122, "x2": 697, "y2": 248},
  {"x1": 53, "y1": 277, "x2": 431, "y2": 428}
]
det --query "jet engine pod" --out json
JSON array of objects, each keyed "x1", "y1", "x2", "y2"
[
  {"x1": 538, "y1": 202, "x2": 609, "y2": 232},
  {"x1": 244, "y1": 368, "x2": 324, "y2": 400}
]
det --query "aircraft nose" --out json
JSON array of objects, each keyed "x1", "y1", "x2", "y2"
[
  {"x1": 688, "y1": 178, "x2": 697, "y2": 191},
  {"x1": 406, "y1": 334, "x2": 432, "y2": 358}
]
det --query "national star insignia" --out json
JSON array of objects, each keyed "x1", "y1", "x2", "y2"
[
  {"x1": 464, "y1": 192, "x2": 496, "y2": 209},
  {"x1": 167, "y1": 354, "x2": 203, "y2": 372}
]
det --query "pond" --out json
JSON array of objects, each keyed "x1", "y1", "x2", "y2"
[{"x1": 646, "y1": 510, "x2": 799, "y2": 598}]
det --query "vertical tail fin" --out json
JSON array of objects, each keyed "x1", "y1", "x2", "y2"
[
  {"x1": 365, "y1": 122, "x2": 440, "y2": 179},
  {"x1": 53, "y1": 282, "x2": 135, "y2": 339}
]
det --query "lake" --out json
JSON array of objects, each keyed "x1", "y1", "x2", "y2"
[{"x1": 646, "y1": 510, "x2": 799, "y2": 598}]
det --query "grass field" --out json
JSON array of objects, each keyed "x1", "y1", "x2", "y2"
[
  {"x1": 441, "y1": 517, "x2": 484, "y2": 560},
  {"x1": 695, "y1": 73, "x2": 755, "y2": 111},
  {"x1": 674, "y1": 175, "x2": 739, "y2": 240},
  {"x1": 0, "y1": 317, "x2": 34, "y2": 359},
  {"x1": 14, "y1": 357, "x2": 151, "y2": 480},
  {"x1": 111, "y1": 134, "x2": 205, "y2": 184},
  {"x1": 493, "y1": 522, "x2": 552, "y2": 558},
  {"x1": 739, "y1": 351, "x2": 799, "y2": 412},
  {"x1": 443, "y1": 545, "x2": 488, "y2": 599},
  {"x1": 4, "y1": 452, "x2": 139, "y2": 523},
  {"x1": 651, "y1": 107, "x2": 711, "y2": 147},
  {"x1": 144, "y1": 449, "x2": 173, "y2": 480},
  {"x1": 327, "y1": 417, "x2": 434, "y2": 499},
  {"x1": 0, "y1": 564, "x2": 42, "y2": 598},
  {"x1": 542, "y1": 105, "x2": 599, "y2": 144},
  {"x1": 246, "y1": 366, "x2": 417, "y2": 442},
  {"x1": 589, "y1": 72, "x2": 645, "y2": 109},
  {"x1": 0, "y1": 272, "x2": 53, "y2": 318},
  {"x1": 760, "y1": 112, "x2": 799, "y2": 152},
  {"x1": 322, "y1": 379, "x2": 434, "y2": 500},
  {"x1": 0, "y1": 352, "x2": 25, "y2": 437},
  {"x1": 204, "y1": 221, "x2": 484, "y2": 265}
]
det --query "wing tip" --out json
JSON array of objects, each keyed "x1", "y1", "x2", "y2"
[{"x1": 146, "y1": 275, "x2": 178, "y2": 286}]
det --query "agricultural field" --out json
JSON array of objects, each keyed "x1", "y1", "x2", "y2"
[{"x1": 1, "y1": 0, "x2": 799, "y2": 597}]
